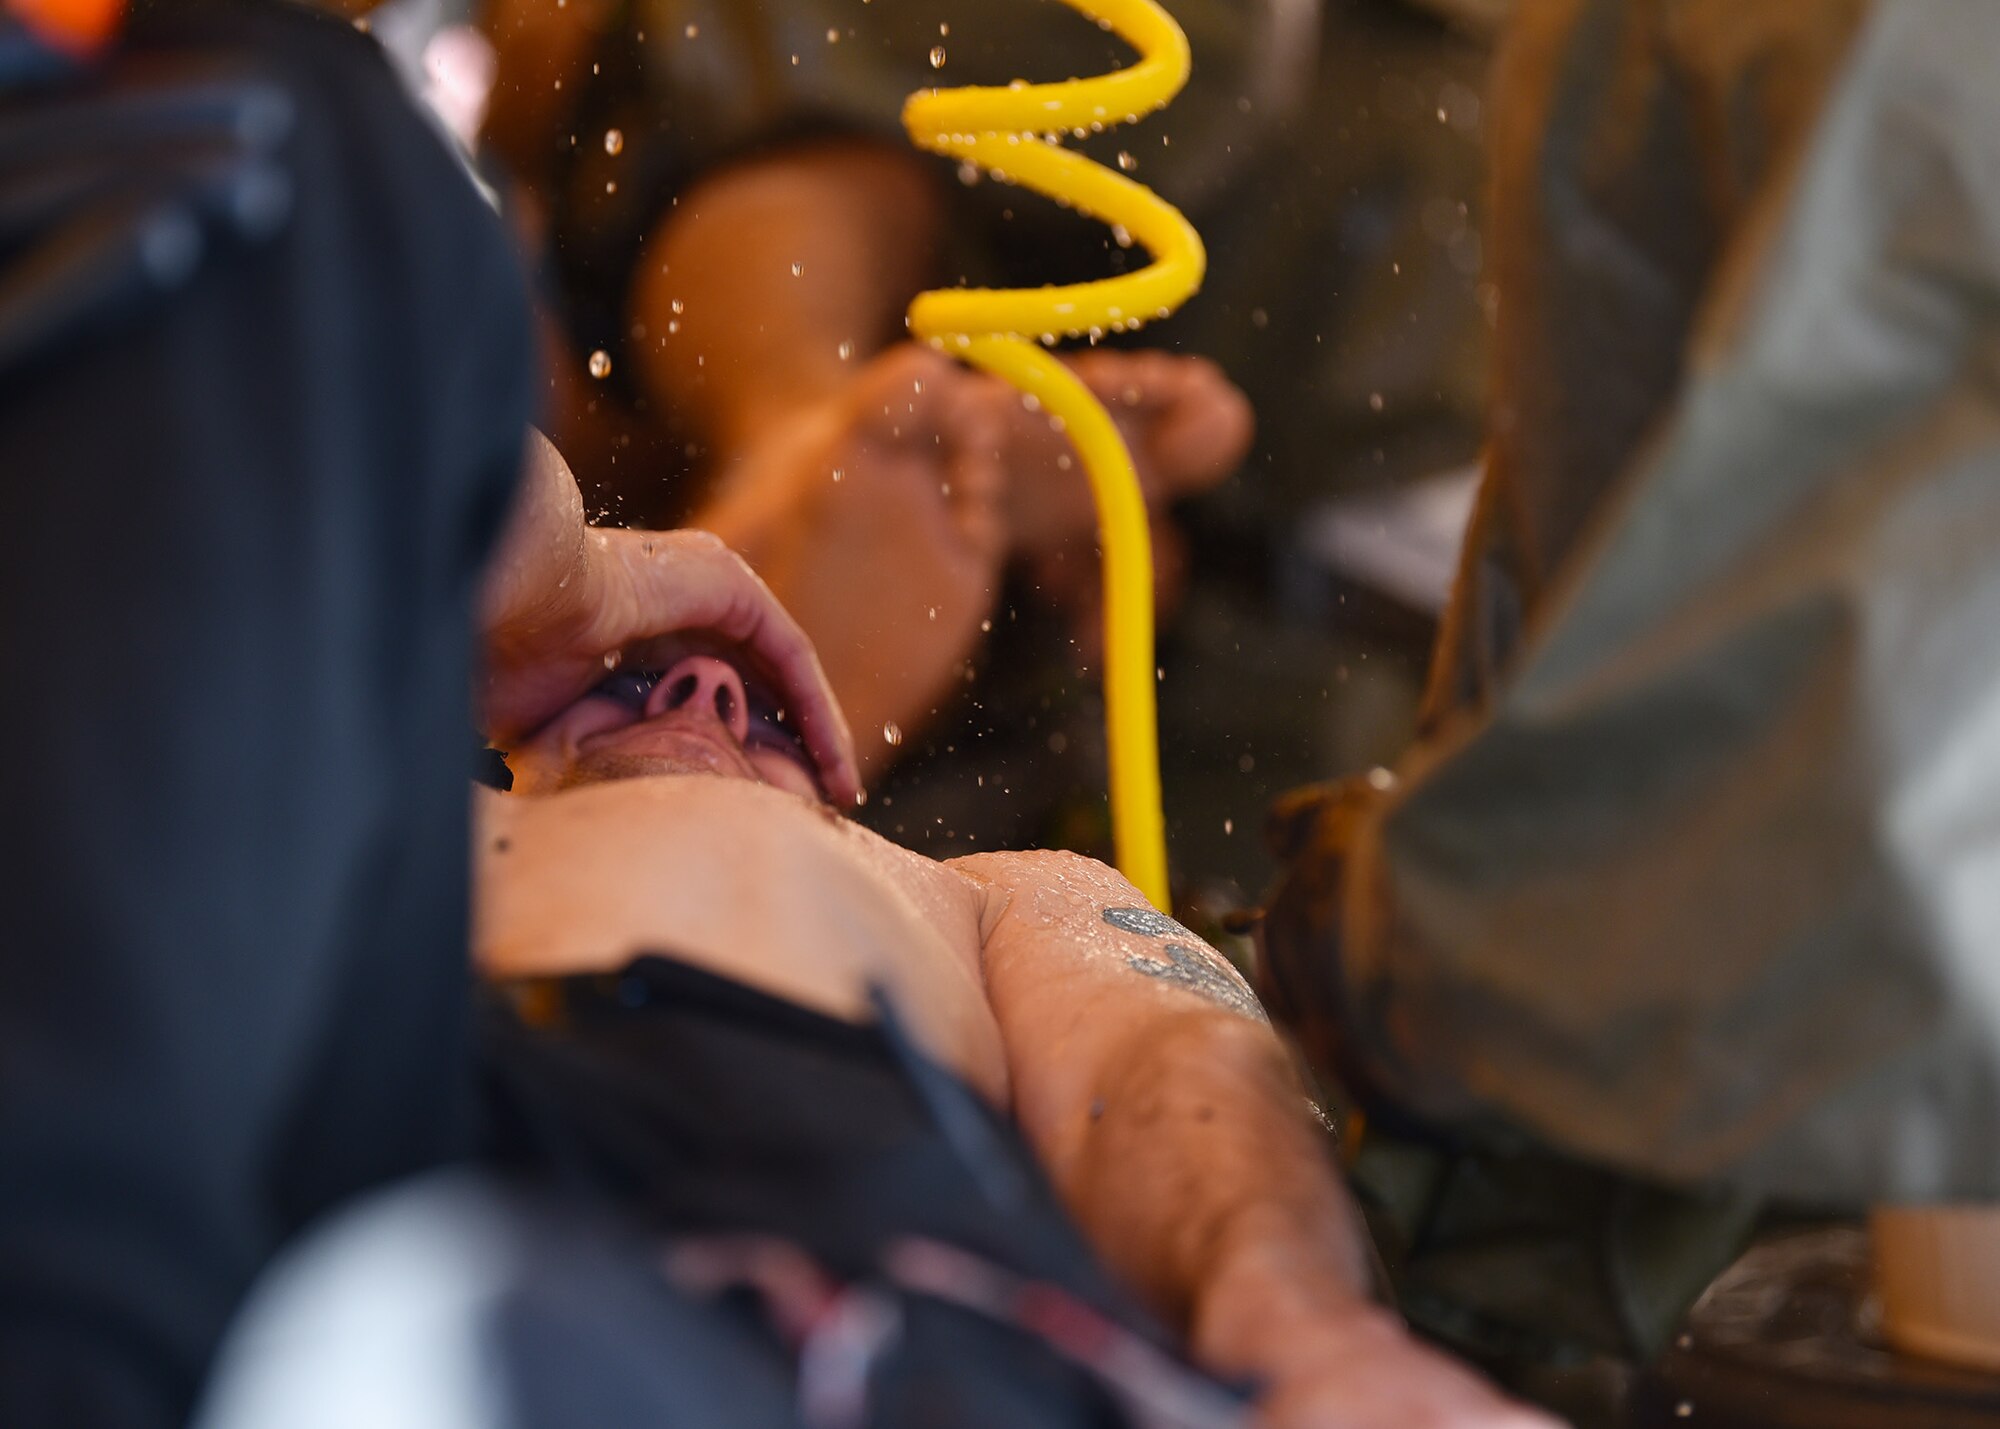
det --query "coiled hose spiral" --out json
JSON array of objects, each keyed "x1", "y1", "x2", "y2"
[{"x1": 903, "y1": 0, "x2": 1204, "y2": 910}]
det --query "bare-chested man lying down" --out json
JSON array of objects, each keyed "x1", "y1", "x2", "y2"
[{"x1": 471, "y1": 438, "x2": 1551, "y2": 1429}]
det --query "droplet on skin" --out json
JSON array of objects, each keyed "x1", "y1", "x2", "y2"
[
  {"x1": 929, "y1": 45, "x2": 946, "y2": 68},
  {"x1": 826, "y1": 26, "x2": 839, "y2": 41},
  {"x1": 831, "y1": 467, "x2": 844, "y2": 482},
  {"x1": 1224, "y1": 818, "x2": 1234, "y2": 834},
  {"x1": 790, "y1": 261, "x2": 803, "y2": 277},
  {"x1": 1116, "y1": 150, "x2": 1136, "y2": 172},
  {"x1": 670, "y1": 298, "x2": 684, "y2": 314},
  {"x1": 602, "y1": 650, "x2": 620, "y2": 668},
  {"x1": 684, "y1": 22, "x2": 697, "y2": 36},
  {"x1": 603, "y1": 128, "x2": 624, "y2": 155},
  {"x1": 588, "y1": 349, "x2": 612, "y2": 379},
  {"x1": 837, "y1": 340, "x2": 854, "y2": 360},
  {"x1": 883, "y1": 722, "x2": 904, "y2": 747}
]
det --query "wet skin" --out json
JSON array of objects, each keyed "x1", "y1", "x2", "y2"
[
  {"x1": 476, "y1": 645, "x2": 1264, "y2": 1107},
  {"x1": 472, "y1": 647, "x2": 1552, "y2": 1429},
  {"x1": 479, "y1": 647, "x2": 1012, "y2": 1100}
]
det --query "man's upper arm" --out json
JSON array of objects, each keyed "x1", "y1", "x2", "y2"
[{"x1": 948, "y1": 850, "x2": 1271, "y2": 1169}]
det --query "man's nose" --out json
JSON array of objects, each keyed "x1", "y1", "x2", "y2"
[{"x1": 646, "y1": 654, "x2": 751, "y2": 743}]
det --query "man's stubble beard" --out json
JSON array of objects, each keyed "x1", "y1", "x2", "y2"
[{"x1": 555, "y1": 749, "x2": 738, "y2": 791}]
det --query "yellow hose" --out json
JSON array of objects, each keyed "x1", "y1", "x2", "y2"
[{"x1": 902, "y1": 0, "x2": 1204, "y2": 911}]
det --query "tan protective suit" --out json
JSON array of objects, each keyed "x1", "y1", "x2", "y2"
[{"x1": 1266, "y1": 0, "x2": 2000, "y2": 1209}]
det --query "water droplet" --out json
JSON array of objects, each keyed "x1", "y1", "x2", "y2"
[
  {"x1": 837, "y1": 340, "x2": 854, "y2": 360},
  {"x1": 588, "y1": 349, "x2": 612, "y2": 379},
  {"x1": 1223, "y1": 818, "x2": 1234, "y2": 835},
  {"x1": 1055, "y1": 453, "x2": 1071, "y2": 470},
  {"x1": 603, "y1": 128, "x2": 624, "y2": 155},
  {"x1": 929, "y1": 45, "x2": 947, "y2": 68},
  {"x1": 666, "y1": 320, "x2": 679, "y2": 334},
  {"x1": 938, "y1": 21, "x2": 949, "y2": 34},
  {"x1": 1251, "y1": 307, "x2": 1269, "y2": 329},
  {"x1": 883, "y1": 721, "x2": 904, "y2": 747},
  {"x1": 1110, "y1": 224, "x2": 1133, "y2": 248},
  {"x1": 980, "y1": 619, "x2": 992, "y2": 632},
  {"x1": 1674, "y1": 1404, "x2": 1693, "y2": 1420},
  {"x1": 790, "y1": 261, "x2": 804, "y2": 277},
  {"x1": 926, "y1": 607, "x2": 938, "y2": 621},
  {"x1": 602, "y1": 650, "x2": 620, "y2": 668},
  {"x1": 1116, "y1": 150, "x2": 1136, "y2": 172},
  {"x1": 1368, "y1": 391, "x2": 1385, "y2": 412},
  {"x1": 831, "y1": 467, "x2": 844, "y2": 482},
  {"x1": 912, "y1": 379, "x2": 924, "y2": 394},
  {"x1": 684, "y1": 22, "x2": 697, "y2": 37},
  {"x1": 670, "y1": 298, "x2": 684, "y2": 314},
  {"x1": 957, "y1": 162, "x2": 981, "y2": 186},
  {"x1": 826, "y1": 26, "x2": 839, "y2": 42}
]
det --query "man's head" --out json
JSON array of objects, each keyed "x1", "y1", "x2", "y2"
[{"x1": 504, "y1": 646, "x2": 825, "y2": 801}]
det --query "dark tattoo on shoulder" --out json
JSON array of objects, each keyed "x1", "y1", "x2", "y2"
[
  {"x1": 1102, "y1": 905, "x2": 1194, "y2": 940},
  {"x1": 1126, "y1": 943, "x2": 1268, "y2": 1023}
]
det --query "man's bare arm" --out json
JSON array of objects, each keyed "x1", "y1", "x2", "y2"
[
  {"x1": 950, "y1": 850, "x2": 1553, "y2": 1429},
  {"x1": 630, "y1": 142, "x2": 944, "y2": 458}
]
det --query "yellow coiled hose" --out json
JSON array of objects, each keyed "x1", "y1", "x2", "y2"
[{"x1": 903, "y1": 0, "x2": 1204, "y2": 910}]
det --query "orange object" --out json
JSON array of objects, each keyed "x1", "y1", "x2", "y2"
[{"x1": 7, "y1": 0, "x2": 124, "y2": 54}]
